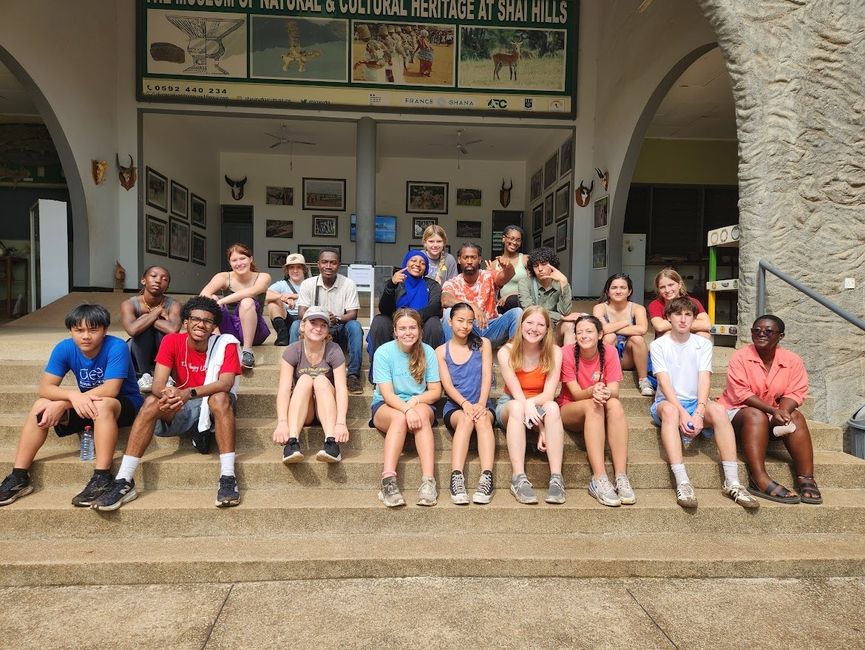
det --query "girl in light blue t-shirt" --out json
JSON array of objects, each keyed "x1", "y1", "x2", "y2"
[{"x1": 371, "y1": 308, "x2": 441, "y2": 508}]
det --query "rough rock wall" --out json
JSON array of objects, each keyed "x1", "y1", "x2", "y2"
[{"x1": 696, "y1": 0, "x2": 865, "y2": 425}]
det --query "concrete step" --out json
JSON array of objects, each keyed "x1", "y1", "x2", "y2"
[
  {"x1": 2, "y1": 447, "x2": 861, "y2": 491},
  {"x1": 3, "y1": 488, "x2": 864, "y2": 541},
  {"x1": 1, "y1": 532, "x2": 862, "y2": 586},
  {"x1": 0, "y1": 415, "x2": 843, "y2": 454}
]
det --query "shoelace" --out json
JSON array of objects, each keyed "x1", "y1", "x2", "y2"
[
  {"x1": 451, "y1": 473, "x2": 466, "y2": 493},
  {"x1": 477, "y1": 473, "x2": 493, "y2": 494}
]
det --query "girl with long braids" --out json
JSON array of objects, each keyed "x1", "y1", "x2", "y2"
[
  {"x1": 559, "y1": 315, "x2": 634, "y2": 507},
  {"x1": 372, "y1": 308, "x2": 442, "y2": 508},
  {"x1": 496, "y1": 306, "x2": 566, "y2": 505},
  {"x1": 436, "y1": 303, "x2": 496, "y2": 505}
]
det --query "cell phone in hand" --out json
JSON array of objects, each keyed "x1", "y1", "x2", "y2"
[{"x1": 525, "y1": 405, "x2": 545, "y2": 428}]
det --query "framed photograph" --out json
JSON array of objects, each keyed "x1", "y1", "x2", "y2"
[
  {"x1": 555, "y1": 182, "x2": 571, "y2": 222},
  {"x1": 145, "y1": 215, "x2": 168, "y2": 256},
  {"x1": 298, "y1": 244, "x2": 341, "y2": 263},
  {"x1": 191, "y1": 232, "x2": 206, "y2": 266},
  {"x1": 456, "y1": 220, "x2": 482, "y2": 238},
  {"x1": 406, "y1": 181, "x2": 448, "y2": 214},
  {"x1": 170, "y1": 180, "x2": 188, "y2": 219},
  {"x1": 544, "y1": 152, "x2": 558, "y2": 189},
  {"x1": 556, "y1": 220, "x2": 568, "y2": 252},
  {"x1": 592, "y1": 239, "x2": 607, "y2": 269},
  {"x1": 542, "y1": 236, "x2": 554, "y2": 249},
  {"x1": 544, "y1": 192, "x2": 554, "y2": 227},
  {"x1": 266, "y1": 219, "x2": 294, "y2": 239},
  {"x1": 559, "y1": 137, "x2": 574, "y2": 177},
  {"x1": 190, "y1": 194, "x2": 206, "y2": 228},
  {"x1": 350, "y1": 214, "x2": 397, "y2": 243},
  {"x1": 594, "y1": 195, "x2": 609, "y2": 229},
  {"x1": 145, "y1": 167, "x2": 167, "y2": 212},
  {"x1": 303, "y1": 178, "x2": 345, "y2": 211},
  {"x1": 533, "y1": 231, "x2": 542, "y2": 249},
  {"x1": 268, "y1": 250, "x2": 290, "y2": 268},
  {"x1": 532, "y1": 203, "x2": 543, "y2": 236},
  {"x1": 168, "y1": 217, "x2": 189, "y2": 261},
  {"x1": 530, "y1": 169, "x2": 543, "y2": 202},
  {"x1": 312, "y1": 215, "x2": 338, "y2": 238},
  {"x1": 412, "y1": 217, "x2": 438, "y2": 239},
  {"x1": 266, "y1": 186, "x2": 293, "y2": 205},
  {"x1": 455, "y1": 188, "x2": 482, "y2": 207}
]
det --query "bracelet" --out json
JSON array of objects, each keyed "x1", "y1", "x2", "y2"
[
  {"x1": 404, "y1": 407, "x2": 415, "y2": 414},
  {"x1": 693, "y1": 412, "x2": 704, "y2": 419},
  {"x1": 697, "y1": 401, "x2": 707, "y2": 407},
  {"x1": 461, "y1": 400, "x2": 471, "y2": 408}
]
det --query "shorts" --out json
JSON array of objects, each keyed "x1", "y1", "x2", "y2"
[
  {"x1": 443, "y1": 405, "x2": 495, "y2": 433},
  {"x1": 52, "y1": 396, "x2": 139, "y2": 437},
  {"x1": 370, "y1": 400, "x2": 436, "y2": 428},
  {"x1": 154, "y1": 394, "x2": 237, "y2": 437},
  {"x1": 495, "y1": 393, "x2": 543, "y2": 430},
  {"x1": 615, "y1": 335, "x2": 627, "y2": 358},
  {"x1": 220, "y1": 303, "x2": 270, "y2": 346},
  {"x1": 650, "y1": 397, "x2": 714, "y2": 438}
]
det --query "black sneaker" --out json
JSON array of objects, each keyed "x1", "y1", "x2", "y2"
[
  {"x1": 241, "y1": 350, "x2": 255, "y2": 369},
  {"x1": 71, "y1": 472, "x2": 114, "y2": 507},
  {"x1": 282, "y1": 438, "x2": 304, "y2": 464},
  {"x1": 90, "y1": 478, "x2": 137, "y2": 511},
  {"x1": 215, "y1": 474, "x2": 240, "y2": 508},
  {"x1": 192, "y1": 428, "x2": 213, "y2": 455},
  {"x1": 347, "y1": 375, "x2": 362, "y2": 394},
  {"x1": 0, "y1": 472, "x2": 33, "y2": 506},
  {"x1": 473, "y1": 470, "x2": 494, "y2": 505},
  {"x1": 316, "y1": 437, "x2": 342, "y2": 463}
]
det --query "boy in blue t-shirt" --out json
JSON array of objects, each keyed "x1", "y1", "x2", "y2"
[{"x1": 0, "y1": 304, "x2": 142, "y2": 507}]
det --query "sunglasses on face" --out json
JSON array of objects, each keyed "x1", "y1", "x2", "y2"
[{"x1": 751, "y1": 327, "x2": 778, "y2": 336}]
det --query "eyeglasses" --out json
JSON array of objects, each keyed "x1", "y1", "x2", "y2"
[
  {"x1": 188, "y1": 316, "x2": 216, "y2": 326},
  {"x1": 750, "y1": 327, "x2": 778, "y2": 336}
]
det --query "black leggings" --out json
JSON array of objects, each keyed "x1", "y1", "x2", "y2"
[{"x1": 129, "y1": 328, "x2": 165, "y2": 376}]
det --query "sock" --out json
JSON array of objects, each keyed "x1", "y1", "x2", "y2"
[
  {"x1": 219, "y1": 452, "x2": 236, "y2": 477},
  {"x1": 381, "y1": 471, "x2": 397, "y2": 481},
  {"x1": 242, "y1": 346, "x2": 252, "y2": 354},
  {"x1": 593, "y1": 472, "x2": 609, "y2": 482},
  {"x1": 11, "y1": 467, "x2": 29, "y2": 479},
  {"x1": 116, "y1": 455, "x2": 141, "y2": 482},
  {"x1": 671, "y1": 463, "x2": 689, "y2": 485},
  {"x1": 721, "y1": 460, "x2": 740, "y2": 486},
  {"x1": 93, "y1": 468, "x2": 112, "y2": 477}
]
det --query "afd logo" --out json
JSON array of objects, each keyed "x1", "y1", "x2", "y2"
[{"x1": 487, "y1": 98, "x2": 508, "y2": 109}]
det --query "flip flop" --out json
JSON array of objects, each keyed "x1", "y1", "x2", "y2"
[
  {"x1": 747, "y1": 478, "x2": 801, "y2": 504},
  {"x1": 796, "y1": 475, "x2": 823, "y2": 505}
]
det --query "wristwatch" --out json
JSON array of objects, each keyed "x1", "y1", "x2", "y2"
[{"x1": 189, "y1": 388, "x2": 198, "y2": 399}]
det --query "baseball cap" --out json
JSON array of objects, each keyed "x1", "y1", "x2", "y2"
[
  {"x1": 283, "y1": 253, "x2": 306, "y2": 267},
  {"x1": 302, "y1": 306, "x2": 331, "y2": 323}
]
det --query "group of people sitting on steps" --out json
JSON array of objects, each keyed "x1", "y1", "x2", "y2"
[{"x1": 0, "y1": 225, "x2": 823, "y2": 513}]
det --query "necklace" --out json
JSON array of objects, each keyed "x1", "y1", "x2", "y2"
[{"x1": 141, "y1": 294, "x2": 164, "y2": 313}]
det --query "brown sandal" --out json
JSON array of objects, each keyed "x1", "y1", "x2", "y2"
[{"x1": 796, "y1": 475, "x2": 823, "y2": 505}]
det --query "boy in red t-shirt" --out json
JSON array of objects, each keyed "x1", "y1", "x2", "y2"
[{"x1": 92, "y1": 297, "x2": 242, "y2": 511}]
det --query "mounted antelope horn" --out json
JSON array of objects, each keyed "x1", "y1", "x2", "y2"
[
  {"x1": 595, "y1": 167, "x2": 609, "y2": 191},
  {"x1": 117, "y1": 154, "x2": 137, "y2": 191},
  {"x1": 500, "y1": 178, "x2": 513, "y2": 208},
  {"x1": 575, "y1": 179, "x2": 594, "y2": 208},
  {"x1": 225, "y1": 175, "x2": 248, "y2": 201}
]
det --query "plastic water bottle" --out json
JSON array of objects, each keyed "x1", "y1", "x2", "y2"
[
  {"x1": 79, "y1": 426, "x2": 95, "y2": 462},
  {"x1": 681, "y1": 421, "x2": 695, "y2": 448}
]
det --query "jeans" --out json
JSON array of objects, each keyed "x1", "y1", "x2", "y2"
[
  {"x1": 442, "y1": 307, "x2": 522, "y2": 348},
  {"x1": 289, "y1": 319, "x2": 363, "y2": 378}
]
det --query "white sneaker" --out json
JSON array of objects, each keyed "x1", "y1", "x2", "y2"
[
  {"x1": 638, "y1": 378, "x2": 655, "y2": 396},
  {"x1": 615, "y1": 474, "x2": 637, "y2": 505},
  {"x1": 417, "y1": 476, "x2": 438, "y2": 506},
  {"x1": 137, "y1": 373, "x2": 153, "y2": 392},
  {"x1": 588, "y1": 475, "x2": 621, "y2": 507},
  {"x1": 676, "y1": 481, "x2": 698, "y2": 508},
  {"x1": 723, "y1": 482, "x2": 760, "y2": 510}
]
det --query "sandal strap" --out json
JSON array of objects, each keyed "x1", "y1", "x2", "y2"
[{"x1": 797, "y1": 475, "x2": 818, "y2": 488}]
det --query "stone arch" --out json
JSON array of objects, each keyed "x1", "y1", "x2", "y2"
[{"x1": 0, "y1": 44, "x2": 90, "y2": 287}]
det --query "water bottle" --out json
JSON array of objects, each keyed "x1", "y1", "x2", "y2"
[
  {"x1": 681, "y1": 421, "x2": 695, "y2": 448},
  {"x1": 79, "y1": 425, "x2": 95, "y2": 462}
]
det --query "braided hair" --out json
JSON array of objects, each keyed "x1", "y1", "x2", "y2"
[
  {"x1": 449, "y1": 302, "x2": 483, "y2": 351},
  {"x1": 573, "y1": 315, "x2": 605, "y2": 383}
]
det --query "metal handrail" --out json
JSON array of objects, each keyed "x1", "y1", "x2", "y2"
[{"x1": 756, "y1": 260, "x2": 865, "y2": 332}]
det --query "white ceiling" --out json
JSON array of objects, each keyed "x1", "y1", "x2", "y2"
[{"x1": 0, "y1": 48, "x2": 736, "y2": 158}]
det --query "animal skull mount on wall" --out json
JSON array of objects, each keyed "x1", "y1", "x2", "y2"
[
  {"x1": 576, "y1": 179, "x2": 594, "y2": 207},
  {"x1": 595, "y1": 167, "x2": 609, "y2": 191},
  {"x1": 225, "y1": 175, "x2": 248, "y2": 201},
  {"x1": 91, "y1": 160, "x2": 108, "y2": 185},
  {"x1": 500, "y1": 178, "x2": 513, "y2": 208},
  {"x1": 117, "y1": 154, "x2": 137, "y2": 191}
]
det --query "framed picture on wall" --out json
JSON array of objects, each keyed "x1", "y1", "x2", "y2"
[
  {"x1": 559, "y1": 137, "x2": 574, "y2": 177},
  {"x1": 350, "y1": 215, "x2": 397, "y2": 243},
  {"x1": 456, "y1": 220, "x2": 482, "y2": 238},
  {"x1": 542, "y1": 236, "x2": 554, "y2": 249},
  {"x1": 303, "y1": 178, "x2": 345, "y2": 211},
  {"x1": 266, "y1": 186, "x2": 293, "y2": 205},
  {"x1": 533, "y1": 232, "x2": 542, "y2": 249},
  {"x1": 532, "y1": 203, "x2": 543, "y2": 235},
  {"x1": 170, "y1": 180, "x2": 188, "y2": 219},
  {"x1": 191, "y1": 232, "x2": 206, "y2": 266},
  {"x1": 455, "y1": 188, "x2": 482, "y2": 207},
  {"x1": 406, "y1": 181, "x2": 448, "y2": 214},
  {"x1": 266, "y1": 219, "x2": 294, "y2": 238},
  {"x1": 544, "y1": 152, "x2": 558, "y2": 189},
  {"x1": 593, "y1": 195, "x2": 609, "y2": 229},
  {"x1": 555, "y1": 182, "x2": 571, "y2": 222},
  {"x1": 592, "y1": 238, "x2": 608, "y2": 269},
  {"x1": 544, "y1": 193, "x2": 554, "y2": 226},
  {"x1": 412, "y1": 217, "x2": 438, "y2": 238},
  {"x1": 312, "y1": 215, "x2": 338, "y2": 237},
  {"x1": 298, "y1": 244, "x2": 341, "y2": 263},
  {"x1": 145, "y1": 215, "x2": 167, "y2": 256},
  {"x1": 556, "y1": 220, "x2": 568, "y2": 252},
  {"x1": 168, "y1": 217, "x2": 189, "y2": 261},
  {"x1": 145, "y1": 167, "x2": 167, "y2": 212},
  {"x1": 530, "y1": 169, "x2": 543, "y2": 202},
  {"x1": 190, "y1": 194, "x2": 206, "y2": 228},
  {"x1": 268, "y1": 250, "x2": 290, "y2": 268}
]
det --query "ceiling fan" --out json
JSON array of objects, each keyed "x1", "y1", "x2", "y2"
[
  {"x1": 455, "y1": 128, "x2": 482, "y2": 168},
  {"x1": 264, "y1": 124, "x2": 316, "y2": 169}
]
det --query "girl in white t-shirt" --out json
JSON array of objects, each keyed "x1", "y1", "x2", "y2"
[{"x1": 558, "y1": 315, "x2": 634, "y2": 507}]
